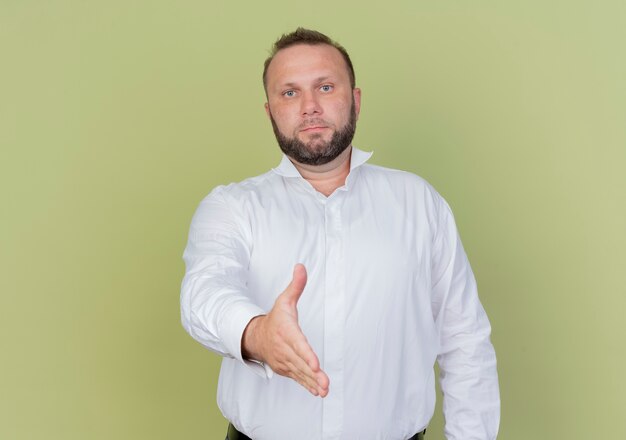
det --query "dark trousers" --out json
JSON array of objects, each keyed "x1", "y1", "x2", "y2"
[{"x1": 226, "y1": 423, "x2": 425, "y2": 440}]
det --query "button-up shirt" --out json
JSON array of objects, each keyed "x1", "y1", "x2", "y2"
[{"x1": 181, "y1": 147, "x2": 500, "y2": 440}]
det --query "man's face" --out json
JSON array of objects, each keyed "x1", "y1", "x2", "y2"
[{"x1": 264, "y1": 44, "x2": 361, "y2": 166}]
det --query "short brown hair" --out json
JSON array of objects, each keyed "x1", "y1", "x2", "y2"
[{"x1": 263, "y1": 28, "x2": 356, "y2": 92}]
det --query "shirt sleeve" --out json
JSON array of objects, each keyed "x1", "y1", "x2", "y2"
[
  {"x1": 430, "y1": 194, "x2": 501, "y2": 440},
  {"x1": 180, "y1": 187, "x2": 272, "y2": 379}
]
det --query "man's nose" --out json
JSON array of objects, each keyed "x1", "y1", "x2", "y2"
[{"x1": 300, "y1": 92, "x2": 322, "y2": 116}]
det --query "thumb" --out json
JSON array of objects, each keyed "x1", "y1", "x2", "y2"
[{"x1": 281, "y1": 263, "x2": 307, "y2": 306}]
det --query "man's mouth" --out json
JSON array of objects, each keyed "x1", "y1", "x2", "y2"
[{"x1": 300, "y1": 126, "x2": 327, "y2": 132}]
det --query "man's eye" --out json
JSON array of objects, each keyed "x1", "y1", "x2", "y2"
[
  {"x1": 320, "y1": 85, "x2": 333, "y2": 92},
  {"x1": 283, "y1": 90, "x2": 296, "y2": 97}
]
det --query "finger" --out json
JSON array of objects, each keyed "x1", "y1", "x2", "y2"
[
  {"x1": 272, "y1": 341, "x2": 318, "y2": 387},
  {"x1": 288, "y1": 350, "x2": 322, "y2": 388},
  {"x1": 291, "y1": 337, "x2": 320, "y2": 372},
  {"x1": 284, "y1": 359, "x2": 320, "y2": 396},
  {"x1": 289, "y1": 342, "x2": 329, "y2": 394},
  {"x1": 281, "y1": 264, "x2": 307, "y2": 306},
  {"x1": 288, "y1": 334, "x2": 329, "y2": 391},
  {"x1": 283, "y1": 344, "x2": 320, "y2": 384},
  {"x1": 315, "y1": 370, "x2": 330, "y2": 396}
]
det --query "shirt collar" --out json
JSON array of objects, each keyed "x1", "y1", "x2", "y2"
[{"x1": 271, "y1": 146, "x2": 373, "y2": 178}]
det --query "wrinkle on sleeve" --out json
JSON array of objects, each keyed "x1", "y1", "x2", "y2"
[
  {"x1": 180, "y1": 187, "x2": 270, "y2": 378},
  {"x1": 430, "y1": 194, "x2": 500, "y2": 440}
]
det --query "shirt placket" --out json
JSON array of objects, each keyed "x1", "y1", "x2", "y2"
[{"x1": 321, "y1": 193, "x2": 345, "y2": 440}]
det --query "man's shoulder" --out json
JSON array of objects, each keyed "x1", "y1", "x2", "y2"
[
  {"x1": 358, "y1": 162, "x2": 454, "y2": 227},
  {"x1": 358, "y1": 162, "x2": 453, "y2": 216},
  {"x1": 359, "y1": 162, "x2": 439, "y2": 195},
  {"x1": 203, "y1": 169, "x2": 278, "y2": 201}
]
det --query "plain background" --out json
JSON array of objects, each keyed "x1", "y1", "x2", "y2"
[{"x1": 1, "y1": 1, "x2": 625, "y2": 438}]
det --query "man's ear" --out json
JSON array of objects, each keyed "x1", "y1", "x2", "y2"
[
  {"x1": 353, "y1": 88, "x2": 362, "y2": 120},
  {"x1": 264, "y1": 102, "x2": 271, "y2": 119}
]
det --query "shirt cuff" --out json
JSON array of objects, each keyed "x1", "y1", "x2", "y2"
[
  {"x1": 219, "y1": 301, "x2": 274, "y2": 379},
  {"x1": 242, "y1": 359, "x2": 275, "y2": 379}
]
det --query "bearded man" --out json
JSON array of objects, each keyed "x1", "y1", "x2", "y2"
[{"x1": 181, "y1": 28, "x2": 500, "y2": 440}]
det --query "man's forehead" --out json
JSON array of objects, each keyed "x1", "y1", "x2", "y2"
[{"x1": 266, "y1": 44, "x2": 349, "y2": 85}]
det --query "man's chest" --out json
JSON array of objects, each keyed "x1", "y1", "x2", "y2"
[{"x1": 242, "y1": 192, "x2": 435, "y2": 312}]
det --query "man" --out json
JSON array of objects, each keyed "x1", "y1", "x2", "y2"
[{"x1": 181, "y1": 28, "x2": 500, "y2": 440}]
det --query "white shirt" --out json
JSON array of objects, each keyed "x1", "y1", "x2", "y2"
[{"x1": 181, "y1": 147, "x2": 500, "y2": 440}]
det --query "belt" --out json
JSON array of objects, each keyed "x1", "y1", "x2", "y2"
[{"x1": 227, "y1": 423, "x2": 426, "y2": 440}]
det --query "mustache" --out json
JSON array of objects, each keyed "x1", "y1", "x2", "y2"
[{"x1": 297, "y1": 119, "x2": 332, "y2": 130}]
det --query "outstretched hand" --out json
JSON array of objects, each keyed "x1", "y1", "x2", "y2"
[{"x1": 242, "y1": 264, "x2": 330, "y2": 397}]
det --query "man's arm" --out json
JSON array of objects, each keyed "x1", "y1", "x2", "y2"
[
  {"x1": 180, "y1": 188, "x2": 328, "y2": 395},
  {"x1": 180, "y1": 188, "x2": 265, "y2": 370},
  {"x1": 430, "y1": 194, "x2": 500, "y2": 440}
]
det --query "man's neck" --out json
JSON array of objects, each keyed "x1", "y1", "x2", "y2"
[{"x1": 290, "y1": 146, "x2": 352, "y2": 197}]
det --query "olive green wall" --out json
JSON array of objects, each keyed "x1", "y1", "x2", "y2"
[{"x1": 1, "y1": 1, "x2": 624, "y2": 438}]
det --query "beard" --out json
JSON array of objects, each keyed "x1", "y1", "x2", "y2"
[{"x1": 269, "y1": 100, "x2": 357, "y2": 166}]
